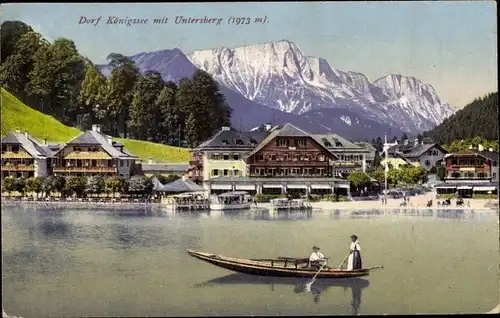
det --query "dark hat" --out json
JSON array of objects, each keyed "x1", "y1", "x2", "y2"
[
  {"x1": 312, "y1": 245, "x2": 320, "y2": 250},
  {"x1": 350, "y1": 235, "x2": 358, "y2": 240}
]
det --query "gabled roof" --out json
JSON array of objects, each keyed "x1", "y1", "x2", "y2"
[
  {"x1": 67, "y1": 131, "x2": 102, "y2": 145},
  {"x1": 311, "y1": 133, "x2": 367, "y2": 152},
  {"x1": 1, "y1": 132, "x2": 52, "y2": 158},
  {"x1": 160, "y1": 178, "x2": 205, "y2": 193},
  {"x1": 58, "y1": 130, "x2": 138, "y2": 159},
  {"x1": 354, "y1": 142, "x2": 377, "y2": 160},
  {"x1": 402, "y1": 143, "x2": 448, "y2": 158},
  {"x1": 194, "y1": 127, "x2": 270, "y2": 151},
  {"x1": 444, "y1": 149, "x2": 498, "y2": 161},
  {"x1": 245, "y1": 123, "x2": 339, "y2": 159}
]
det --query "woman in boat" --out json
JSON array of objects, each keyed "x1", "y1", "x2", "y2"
[
  {"x1": 309, "y1": 245, "x2": 327, "y2": 269},
  {"x1": 347, "y1": 235, "x2": 362, "y2": 270}
]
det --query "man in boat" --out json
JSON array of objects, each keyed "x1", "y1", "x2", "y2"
[
  {"x1": 346, "y1": 235, "x2": 362, "y2": 270},
  {"x1": 309, "y1": 245, "x2": 328, "y2": 269}
]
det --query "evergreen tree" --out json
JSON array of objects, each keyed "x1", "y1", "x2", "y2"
[
  {"x1": 79, "y1": 64, "x2": 107, "y2": 128},
  {"x1": 128, "y1": 70, "x2": 165, "y2": 140},
  {"x1": 155, "y1": 81, "x2": 180, "y2": 145},
  {"x1": 105, "y1": 53, "x2": 139, "y2": 137}
]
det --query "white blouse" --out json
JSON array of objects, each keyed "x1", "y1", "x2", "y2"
[{"x1": 350, "y1": 241, "x2": 361, "y2": 251}]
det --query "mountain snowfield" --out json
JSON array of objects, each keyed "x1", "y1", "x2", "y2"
[
  {"x1": 185, "y1": 40, "x2": 455, "y2": 132},
  {"x1": 98, "y1": 39, "x2": 454, "y2": 139}
]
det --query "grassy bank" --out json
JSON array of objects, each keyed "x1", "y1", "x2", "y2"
[{"x1": 1, "y1": 89, "x2": 191, "y2": 163}]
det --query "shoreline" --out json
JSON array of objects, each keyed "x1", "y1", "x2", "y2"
[{"x1": 1, "y1": 198, "x2": 498, "y2": 213}]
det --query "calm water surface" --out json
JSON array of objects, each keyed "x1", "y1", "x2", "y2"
[{"x1": 2, "y1": 206, "x2": 499, "y2": 316}]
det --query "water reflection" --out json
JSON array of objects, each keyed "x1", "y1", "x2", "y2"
[{"x1": 195, "y1": 273, "x2": 369, "y2": 314}]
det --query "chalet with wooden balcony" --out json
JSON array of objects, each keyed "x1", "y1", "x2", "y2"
[
  {"x1": 1, "y1": 131, "x2": 53, "y2": 178},
  {"x1": 435, "y1": 148, "x2": 498, "y2": 197},
  {"x1": 203, "y1": 124, "x2": 350, "y2": 196},
  {"x1": 51, "y1": 125, "x2": 138, "y2": 177}
]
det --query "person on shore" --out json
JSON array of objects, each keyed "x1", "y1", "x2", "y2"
[
  {"x1": 347, "y1": 235, "x2": 362, "y2": 270},
  {"x1": 309, "y1": 245, "x2": 327, "y2": 269}
]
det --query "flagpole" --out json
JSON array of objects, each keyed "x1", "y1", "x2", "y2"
[{"x1": 384, "y1": 134, "x2": 388, "y2": 205}]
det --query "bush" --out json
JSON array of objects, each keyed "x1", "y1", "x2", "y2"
[
  {"x1": 307, "y1": 194, "x2": 322, "y2": 202},
  {"x1": 472, "y1": 194, "x2": 497, "y2": 199}
]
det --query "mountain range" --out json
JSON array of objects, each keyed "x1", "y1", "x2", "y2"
[{"x1": 98, "y1": 40, "x2": 455, "y2": 140}]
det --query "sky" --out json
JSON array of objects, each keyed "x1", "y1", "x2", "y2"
[{"x1": 1, "y1": 2, "x2": 497, "y2": 108}]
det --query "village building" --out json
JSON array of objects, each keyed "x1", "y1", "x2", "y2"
[
  {"x1": 188, "y1": 125, "x2": 272, "y2": 187},
  {"x1": 435, "y1": 146, "x2": 498, "y2": 197},
  {"x1": 51, "y1": 125, "x2": 138, "y2": 178},
  {"x1": 354, "y1": 142, "x2": 378, "y2": 169},
  {"x1": 1, "y1": 131, "x2": 53, "y2": 178},
  {"x1": 383, "y1": 138, "x2": 447, "y2": 172},
  {"x1": 195, "y1": 123, "x2": 353, "y2": 195}
]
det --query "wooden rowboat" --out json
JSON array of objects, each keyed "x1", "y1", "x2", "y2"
[{"x1": 186, "y1": 250, "x2": 371, "y2": 278}]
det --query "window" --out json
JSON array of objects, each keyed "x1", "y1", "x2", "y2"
[
  {"x1": 235, "y1": 139, "x2": 244, "y2": 145},
  {"x1": 120, "y1": 160, "x2": 123, "y2": 167},
  {"x1": 493, "y1": 161, "x2": 498, "y2": 167},
  {"x1": 250, "y1": 139, "x2": 257, "y2": 145},
  {"x1": 257, "y1": 154, "x2": 264, "y2": 161},
  {"x1": 92, "y1": 160, "x2": 97, "y2": 167},
  {"x1": 74, "y1": 147, "x2": 81, "y2": 152},
  {"x1": 232, "y1": 154, "x2": 240, "y2": 160},
  {"x1": 11, "y1": 145, "x2": 19, "y2": 153},
  {"x1": 212, "y1": 169, "x2": 219, "y2": 176},
  {"x1": 223, "y1": 169, "x2": 229, "y2": 176},
  {"x1": 126, "y1": 161, "x2": 130, "y2": 167},
  {"x1": 283, "y1": 154, "x2": 289, "y2": 161},
  {"x1": 493, "y1": 173, "x2": 497, "y2": 179},
  {"x1": 292, "y1": 154, "x2": 299, "y2": 161},
  {"x1": 222, "y1": 139, "x2": 229, "y2": 145},
  {"x1": 295, "y1": 139, "x2": 306, "y2": 147},
  {"x1": 211, "y1": 154, "x2": 220, "y2": 160},
  {"x1": 276, "y1": 139, "x2": 288, "y2": 147},
  {"x1": 322, "y1": 138, "x2": 332, "y2": 147},
  {"x1": 223, "y1": 154, "x2": 229, "y2": 160},
  {"x1": 233, "y1": 169, "x2": 239, "y2": 176},
  {"x1": 271, "y1": 154, "x2": 277, "y2": 161},
  {"x1": 425, "y1": 160, "x2": 430, "y2": 167},
  {"x1": 317, "y1": 154, "x2": 325, "y2": 162}
]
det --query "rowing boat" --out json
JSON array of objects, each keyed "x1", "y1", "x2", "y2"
[{"x1": 186, "y1": 250, "x2": 371, "y2": 278}]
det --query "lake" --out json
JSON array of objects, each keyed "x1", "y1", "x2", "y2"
[{"x1": 2, "y1": 206, "x2": 498, "y2": 316}]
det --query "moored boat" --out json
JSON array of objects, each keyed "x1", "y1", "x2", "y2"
[
  {"x1": 186, "y1": 250, "x2": 371, "y2": 278},
  {"x1": 269, "y1": 198, "x2": 312, "y2": 212},
  {"x1": 210, "y1": 191, "x2": 252, "y2": 211}
]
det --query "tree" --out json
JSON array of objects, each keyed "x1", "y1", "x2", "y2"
[
  {"x1": 347, "y1": 171, "x2": 371, "y2": 191},
  {"x1": 79, "y1": 64, "x2": 107, "y2": 128},
  {"x1": 104, "y1": 176, "x2": 127, "y2": 195},
  {"x1": 1, "y1": 20, "x2": 33, "y2": 62},
  {"x1": 373, "y1": 151, "x2": 382, "y2": 168},
  {"x1": 436, "y1": 165, "x2": 446, "y2": 181},
  {"x1": 184, "y1": 112, "x2": 198, "y2": 148},
  {"x1": 65, "y1": 176, "x2": 87, "y2": 197},
  {"x1": 43, "y1": 175, "x2": 66, "y2": 196},
  {"x1": 128, "y1": 176, "x2": 153, "y2": 194},
  {"x1": 128, "y1": 70, "x2": 165, "y2": 140},
  {"x1": 156, "y1": 82, "x2": 180, "y2": 145},
  {"x1": 0, "y1": 31, "x2": 45, "y2": 100},
  {"x1": 105, "y1": 53, "x2": 139, "y2": 137},
  {"x1": 1, "y1": 177, "x2": 16, "y2": 193},
  {"x1": 86, "y1": 176, "x2": 105, "y2": 194},
  {"x1": 399, "y1": 133, "x2": 408, "y2": 144},
  {"x1": 12, "y1": 177, "x2": 26, "y2": 195},
  {"x1": 369, "y1": 168, "x2": 385, "y2": 184},
  {"x1": 25, "y1": 177, "x2": 44, "y2": 195}
]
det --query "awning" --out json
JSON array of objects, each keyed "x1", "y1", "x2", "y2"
[
  {"x1": 435, "y1": 185, "x2": 456, "y2": 189},
  {"x1": 311, "y1": 184, "x2": 332, "y2": 189},
  {"x1": 263, "y1": 184, "x2": 282, "y2": 189},
  {"x1": 235, "y1": 184, "x2": 256, "y2": 191},
  {"x1": 473, "y1": 186, "x2": 496, "y2": 191},
  {"x1": 287, "y1": 184, "x2": 307, "y2": 189},
  {"x1": 336, "y1": 184, "x2": 350, "y2": 189},
  {"x1": 457, "y1": 186, "x2": 472, "y2": 190},
  {"x1": 211, "y1": 184, "x2": 233, "y2": 190}
]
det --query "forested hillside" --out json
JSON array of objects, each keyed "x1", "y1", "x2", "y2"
[
  {"x1": 424, "y1": 92, "x2": 498, "y2": 145},
  {"x1": 0, "y1": 20, "x2": 231, "y2": 148}
]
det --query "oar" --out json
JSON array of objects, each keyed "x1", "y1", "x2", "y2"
[
  {"x1": 337, "y1": 253, "x2": 350, "y2": 269},
  {"x1": 305, "y1": 262, "x2": 326, "y2": 291}
]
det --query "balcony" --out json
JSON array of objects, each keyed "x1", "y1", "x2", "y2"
[
  {"x1": 52, "y1": 166, "x2": 117, "y2": 173},
  {"x1": 1, "y1": 165, "x2": 35, "y2": 171},
  {"x1": 248, "y1": 174, "x2": 333, "y2": 179}
]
